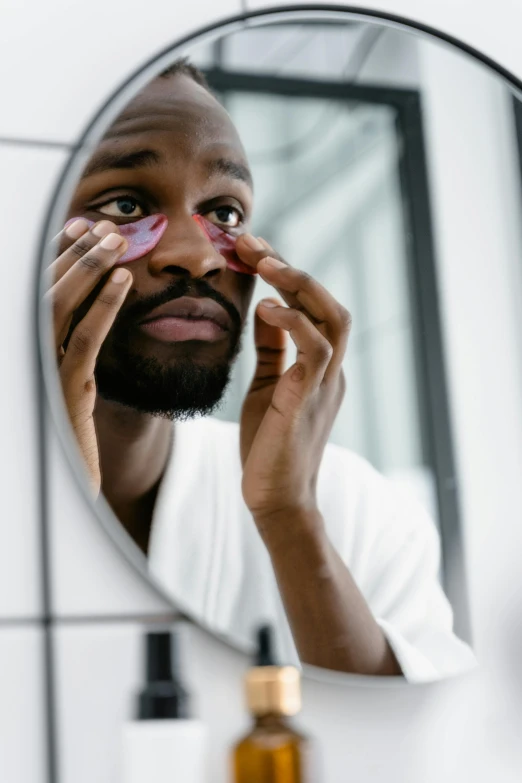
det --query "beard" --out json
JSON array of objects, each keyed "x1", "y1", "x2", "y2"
[
  {"x1": 89, "y1": 277, "x2": 245, "y2": 421},
  {"x1": 95, "y1": 340, "x2": 242, "y2": 421}
]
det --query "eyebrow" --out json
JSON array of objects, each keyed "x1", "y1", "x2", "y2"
[
  {"x1": 206, "y1": 158, "x2": 253, "y2": 190},
  {"x1": 81, "y1": 147, "x2": 253, "y2": 190},
  {"x1": 81, "y1": 149, "x2": 164, "y2": 178}
]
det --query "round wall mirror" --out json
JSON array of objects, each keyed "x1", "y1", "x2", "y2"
[{"x1": 38, "y1": 7, "x2": 522, "y2": 685}]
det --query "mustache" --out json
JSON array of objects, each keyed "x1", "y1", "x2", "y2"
[{"x1": 116, "y1": 277, "x2": 242, "y2": 332}]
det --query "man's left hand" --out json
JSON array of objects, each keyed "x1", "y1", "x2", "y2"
[{"x1": 236, "y1": 234, "x2": 352, "y2": 540}]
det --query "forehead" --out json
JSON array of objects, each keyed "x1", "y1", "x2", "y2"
[{"x1": 103, "y1": 74, "x2": 244, "y2": 153}]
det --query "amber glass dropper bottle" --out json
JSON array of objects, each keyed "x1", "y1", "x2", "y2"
[{"x1": 232, "y1": 625, "x2": 312, "y2": 783}]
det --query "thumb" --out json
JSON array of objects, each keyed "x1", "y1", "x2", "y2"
[{"x1": 250, "y1": 298, "x2": 287, "y2": 392}]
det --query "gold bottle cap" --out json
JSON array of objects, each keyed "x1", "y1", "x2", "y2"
[{"x1": 245, "y1": 665, "x2": 301, "y2": 717}]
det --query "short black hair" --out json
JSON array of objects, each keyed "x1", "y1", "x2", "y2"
[{"x1": 159, "y1": 56, "x2": 211, "y2": 91}]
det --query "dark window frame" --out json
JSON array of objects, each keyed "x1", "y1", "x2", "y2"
[
  {"x1": 513, "y1": 97, "x2": 522, "y2": 185},
  {"x1": 203, "y1": 67, "x2": 472, "y2": 642}
]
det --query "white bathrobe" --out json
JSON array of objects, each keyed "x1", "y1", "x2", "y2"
[{"x1": 148, "y1": 416, "x2": 476, "y2": 683}]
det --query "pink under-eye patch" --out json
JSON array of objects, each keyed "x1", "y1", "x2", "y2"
[
  {"x1": 192, "y1": 214, "x2": 257, "y2": 276},
  {"x1": 64, "y1": 214, "x2": 168, "y2": 263}
]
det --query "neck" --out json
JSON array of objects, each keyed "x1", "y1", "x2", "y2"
[{"x1": 95, "y1": 397, "x2": 174, "y2": 552}]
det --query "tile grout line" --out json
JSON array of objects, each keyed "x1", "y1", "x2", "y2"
[
  {"x1": 0, "y1": 612, "x2": 182, "y2": 627},
  {"x1": 0, "y1": 136, "x2": 73, "y2": 150}
]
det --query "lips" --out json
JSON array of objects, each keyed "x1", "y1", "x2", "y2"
[
  {"x1": 140, "y1": 296, "x2": 231, "y2": 330},
  {"x1": 139, "y1": 296, "x2": 231, "y2": 344}
]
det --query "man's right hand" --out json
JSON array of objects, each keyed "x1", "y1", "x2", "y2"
[{"x1": 44, "y1": 218, "x2": 133, "y2": 497}]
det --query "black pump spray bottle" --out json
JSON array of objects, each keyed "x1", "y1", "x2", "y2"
[{"x1": 122, "y1": 627, "x2": 207, "y2": 783}]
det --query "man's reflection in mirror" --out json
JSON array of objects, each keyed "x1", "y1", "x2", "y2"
[{"x1": 48, "y1": 58, "x2": 476, "y2": 682}]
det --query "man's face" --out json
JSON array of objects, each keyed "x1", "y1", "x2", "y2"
[{"x1": 66, "y1": 74, "x2": 256, "y2": 419}]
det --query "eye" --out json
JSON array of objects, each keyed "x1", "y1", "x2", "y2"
[
  {"x1": 96, "y1": 196, "x2": 145, "y2": 218},
  {"x1": 205, "y1": 205, "x2": 242, "y2": 229}
]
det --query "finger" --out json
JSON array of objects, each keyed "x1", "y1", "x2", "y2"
[
  {"x1": 47, "y1": 231, "x2": 129, "y2": 350},
  {"x1": 248, "y1": 298, "x2": 287, "y2": 393},
  {"x1": 257, "y1": 257, "x2": 351, "y2": 379},
  {"x1": 60, "y1": 267, "x2": 132, "y2": 383},
  {"x1": 47, "y1": 218, "x2": 92, "y2": 284},
  {"x1": 257, "y1": 300, "x2": 333, "y2": 395},
  {"x1": 255, "y1": 236, "x2": 275, "y2": 253},
  {"x1": 46, "y1": 219, "x2": 119, "y2": 287},
  {"x1": 236, "y1": 236, "x2": 302, "y2": 313},
  {"x1": 235, "y1": 233, "x2": 287, "y2": 271},
  {"x1": 238, "y1": 236, "x2": 351, "y2": 380},
  {"x1": 50, "y1": 217, "x2": 90, "y2": 247}
]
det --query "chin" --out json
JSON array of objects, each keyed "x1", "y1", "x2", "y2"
[{"x1": 95, "y1": 349, "x2": 233, "y2": 420}]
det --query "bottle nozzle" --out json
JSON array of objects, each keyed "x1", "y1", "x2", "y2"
[
  {"x1": 254, "y1": 624, "x2": 277, "y2": 667},
  {"x1": 137, "y1": 629, "x2": 189, "y2": 720}
]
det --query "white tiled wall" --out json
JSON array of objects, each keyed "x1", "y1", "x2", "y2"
[
  {"x1": 0, "y1": 0, "x2": 243, "y2": 143},
  {"x1": 0, "y1": 143, "x2": 68, "y2": 621},
  {"x1": 53, "y1": 622, "x2": 143, "y2": 783},
  {"x1": 0, "y1": 625, "x2": 47, "y2": 783}
]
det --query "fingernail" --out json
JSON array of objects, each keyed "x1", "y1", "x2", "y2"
[
  {"x1": 100, "y1": 233, "x2": 124, "y2": 250},
  {"x1": 65, "y1": 218, "x2": 89, "y2": 240},
  {"x1": 264, "y1": 256, "x2": 286, "y2": 269},
  {"x1": 92, "y1": 221, "x2": 114, "y2": 238},
  {"x1": 111, "y1": 268, "x2": 130, "y2": 284},
  {"x1": 242, "y1": 234, "x2": 265, "y2": 251},
  {"x1": 260, "y1": 299, "x2": 278, "y2": 308}
]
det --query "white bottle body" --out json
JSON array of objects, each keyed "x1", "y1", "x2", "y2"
[{"x1": 122, "y1": 719, "x2": 207, "y2": 783}]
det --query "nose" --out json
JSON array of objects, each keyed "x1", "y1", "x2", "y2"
[{"x1": 146, "y1": 214, "x2": 227, "y2": 279}]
